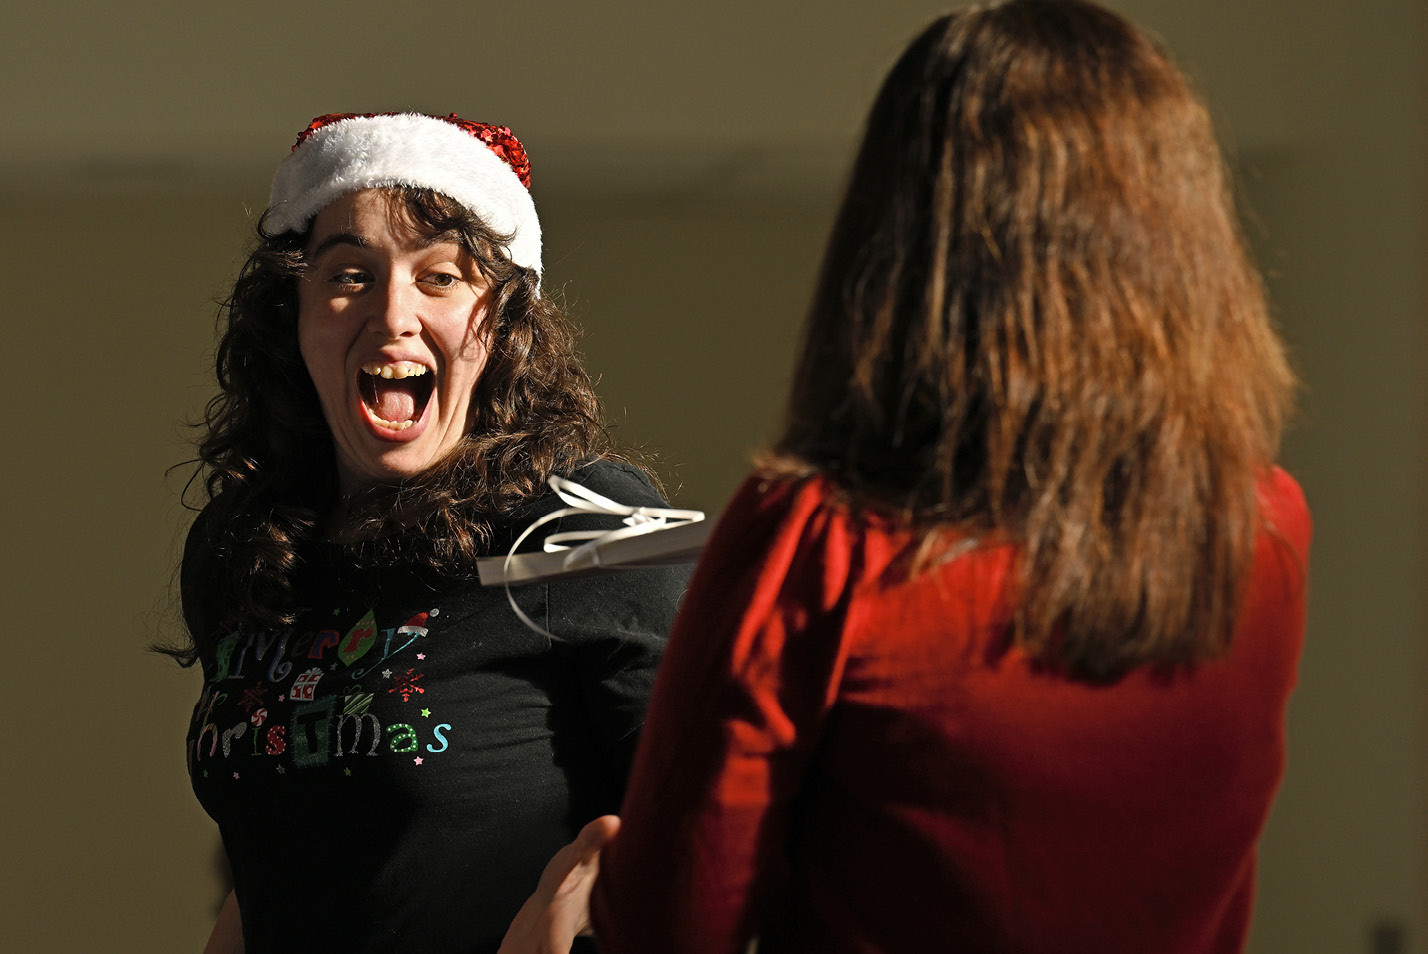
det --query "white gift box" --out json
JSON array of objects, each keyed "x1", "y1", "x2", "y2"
[
  {"x1": 476, "y1": 518, "x2": 711, "y2": 586},
  {"x1": 477, "y1": 475, "x2": 709, "y2": 589}
]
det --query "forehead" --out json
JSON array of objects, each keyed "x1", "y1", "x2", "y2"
[{"x1": 306, "y1": 188, "x2": 463, "y2": 254}]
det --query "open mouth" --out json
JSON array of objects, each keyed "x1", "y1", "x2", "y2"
[{"x1": 359, "y1": 361, "x2": 434, "y2": 430}]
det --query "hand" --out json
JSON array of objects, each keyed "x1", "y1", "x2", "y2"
[{"x1": 498, "y1": 814, "x2": 621, "y2": 954}]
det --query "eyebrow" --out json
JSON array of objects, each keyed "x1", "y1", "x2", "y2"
[
  {"x1": 307, "y1": 230, "x2": 458, "y2": 260},
  {"x1": 308, "y1": 232, "x2": 368, "y2": 260}
]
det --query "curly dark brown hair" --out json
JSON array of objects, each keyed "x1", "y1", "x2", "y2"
[{"x1": 165, "y1": 186, "x2": 616, "y2": 667}]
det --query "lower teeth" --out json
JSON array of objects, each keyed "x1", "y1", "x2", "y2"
[{"x1": 364, "y1": 375, "x2": 418, "y2": 430}]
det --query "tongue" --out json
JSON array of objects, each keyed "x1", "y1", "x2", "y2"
[{"x1": 369, "y1": 378, "x2": 422, "y2": 423}]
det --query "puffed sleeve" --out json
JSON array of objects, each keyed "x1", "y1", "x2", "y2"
[{"x1": 591, "y1": 474, "x2": 860, "y2": 954}]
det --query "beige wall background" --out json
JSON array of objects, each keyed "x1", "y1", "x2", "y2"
[{"x1": 0, "y1": 1, "x2": 1423, "y2": 951}]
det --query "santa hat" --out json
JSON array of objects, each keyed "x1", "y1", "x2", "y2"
[{"x1": 266, "y1": 112, "x2": 542, "y2": 275}]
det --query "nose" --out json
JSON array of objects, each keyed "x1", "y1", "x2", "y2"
[{"x1": 367, "y1": 280, "x2": 423, "y2": 339}]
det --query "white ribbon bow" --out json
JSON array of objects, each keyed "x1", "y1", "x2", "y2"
[{"x1": 500, "y1": 475, "x2": 704, "y2": 639}]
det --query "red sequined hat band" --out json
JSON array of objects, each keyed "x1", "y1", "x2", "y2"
[{"x1": 267, "y1": 112, "x2": 542, "y2": 275}]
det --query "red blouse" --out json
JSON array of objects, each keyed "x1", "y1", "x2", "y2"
[{"x1": 593, "y1": 469, "x2": 1310, "y2": 954}]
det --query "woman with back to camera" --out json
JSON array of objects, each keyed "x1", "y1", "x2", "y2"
[
  {"x1": 508, "y1": 1, "x2": 1311, "y2": 951},
  {"x1": 164, "y1": 112, "x2": 689, "y2": 954}
]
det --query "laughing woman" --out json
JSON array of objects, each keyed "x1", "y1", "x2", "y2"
[{"x1": 164, "y1": 113, "x2": 688, "y2": 954}]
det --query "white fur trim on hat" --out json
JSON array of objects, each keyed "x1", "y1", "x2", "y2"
[{"x1": 267, "y1": 113, "x2": 542, "y2": 275}]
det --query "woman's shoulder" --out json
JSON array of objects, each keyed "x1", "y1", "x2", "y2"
[
  {"x1": 1257, "y1": 465, "x2": 1312, "y2": 557},
  {"x1": 702, "y1": 471, "x2": 914, "y2": 589},
  {"x1": 489, "y1": 457, "x2": 670, "y2": 551},
  {"x1": 717, "y1": 471, "x2": 915, "y2": 548},
  {"x1": 181, "y1": 496, "x2": 228, "y2": 565},
  {"x1": 566, "y1": 457, "x2": 668, "y2": 508},
  {"x1": 716, "y1": 471, "x2": 840, "y2": 535}
]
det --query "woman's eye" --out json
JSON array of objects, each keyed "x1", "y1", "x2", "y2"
[
  {"x1": 330, "y1": 270, "x2": 370, "y2": 287},
  {"x1": 424, "y1": 272, "x2": 460, "y2": 288}
]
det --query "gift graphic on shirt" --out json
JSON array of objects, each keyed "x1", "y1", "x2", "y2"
[{"x1": 290, "y1": 668, "x2": 325, "y2": 702}]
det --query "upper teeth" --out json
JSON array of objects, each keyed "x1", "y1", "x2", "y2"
[{"x1": 362, "y1": 362, "x2": 428, "y2": 379}]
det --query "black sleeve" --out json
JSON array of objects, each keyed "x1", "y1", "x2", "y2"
[
  {"x1": 541, "y1": 460, "x2": 693, "y2": 803},
  {"x1": 178, "y1": 503, "x2": 223, "y2": 671}
]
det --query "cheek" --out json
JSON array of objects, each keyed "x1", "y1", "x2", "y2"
[
  {"x1": 447, "y1": 346, "x2": 490, "y2": 395},
  {"x1": 447, "y1": 307, "x2": 493, "y2": 383},
  {"x1": 296, "y1": 309, "x2": 345, "y2": 393}
]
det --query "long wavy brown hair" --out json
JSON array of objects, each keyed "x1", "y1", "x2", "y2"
[
  {"x1": 165, "y1": 186, "x2": 614, "y2": 667},
  {"x1": 767, "y1": 0, "x2": 1296, "y2": 680}
]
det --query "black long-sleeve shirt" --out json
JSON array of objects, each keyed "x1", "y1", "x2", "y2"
[{"x1": 188, "y1": 460, "x2": 689, "y2": 953}]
